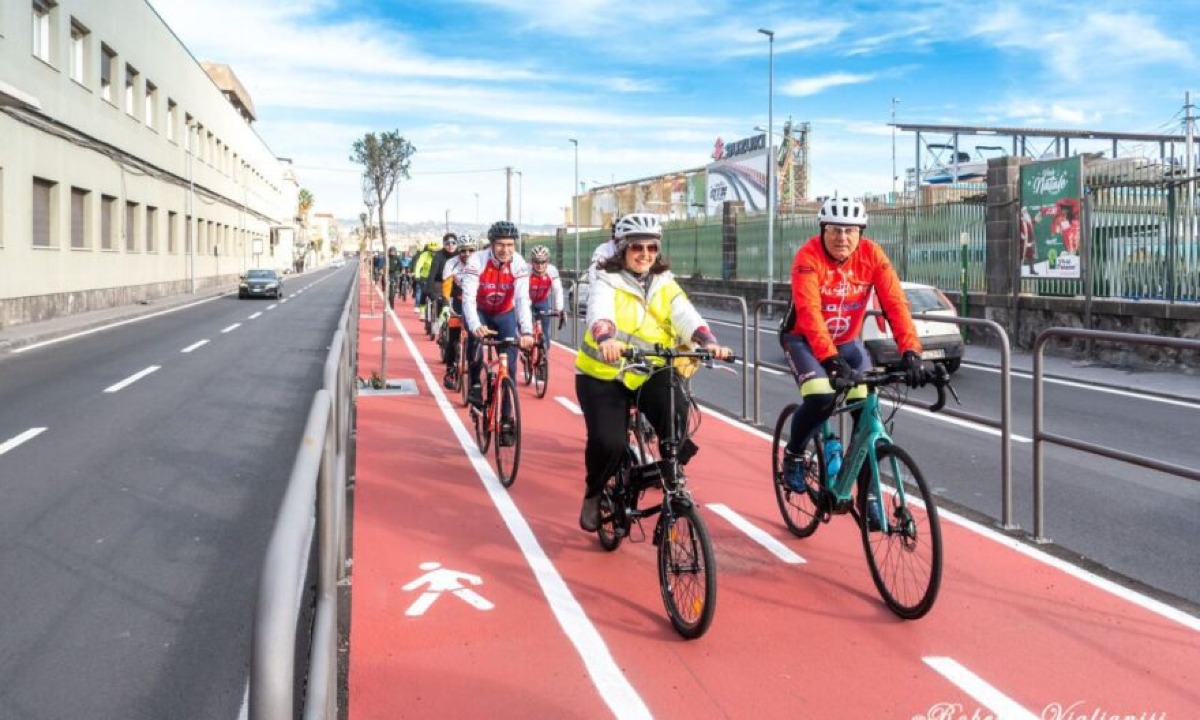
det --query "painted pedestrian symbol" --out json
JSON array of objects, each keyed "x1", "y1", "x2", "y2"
[{"x1": 402, "y1": 561, "x2": 494, "y2": 617}]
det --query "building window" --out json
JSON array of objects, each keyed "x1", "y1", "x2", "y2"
[
  {"x1": 168, "y1": 211, "x2": 178, "y2": 253},
  {"x1": 125, "y1": 200, "x2": 137, "y2": 251},
  {"x1": 144, "y1": 81, "x2": 157, "y2": 129},
  {"x1": 32, "y1": 1, "x2": 56, "y2": 64},
  {"x1": 71, "y1": 187, "x2": 89, "y2": 249},
  {"x1": 146, "y1": 206, "x2": 157, "y2": 252},
  {"x1": 124, "y1": 64, "x2": 138, "y2": 117},
  {"x1": 100, "y1": 44, "x2": 116, "y2": 103},
  {"x1": 101, "y1": 194, "x2": 115, "y2": 249},
  {"x1": 69, "y1": 18, "x2": 89, "y2": 84},
  {"x1": 167, "y1": 99, "x2": 177, "y2": 142},
  {"x1": 32, "y1": 177, "x2": 55, "y2": 248}
]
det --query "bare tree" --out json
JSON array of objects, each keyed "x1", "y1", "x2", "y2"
[{"x1": 350, "y1": 130, "x2": 416, "y2": 252}]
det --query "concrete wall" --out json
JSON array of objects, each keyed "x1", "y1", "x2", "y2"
[{"x1": 0, "y1": 0, "x2": 295, "y2": 328}]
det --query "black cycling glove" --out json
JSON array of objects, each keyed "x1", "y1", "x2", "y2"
[
  {"x1": 820, "y1": 355, "x2": 852, "y2": 384},
  {"x1": 557, "y1": 314, "x2": 566, "y2": 331},
  {"x1": 902, "y1": 350, "x2": 925, "y2": 388}
]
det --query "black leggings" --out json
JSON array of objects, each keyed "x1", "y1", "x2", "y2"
[{"x1": 575, "y1": 371, "x2": 690, "y2": 498}]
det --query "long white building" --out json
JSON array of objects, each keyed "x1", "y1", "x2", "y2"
[{"x1": 0, "y1": 0, "x2": 299, "y2": 328}]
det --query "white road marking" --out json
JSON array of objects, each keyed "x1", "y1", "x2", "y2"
[
  {"x1": 706, "y1": 503, "x2": 805, "y2": 564},
  {"x1": 735, "y1": 358, "x2": 784, "y2": 375},
  {"x1": 390, "y1": 309, "x2": 652, "y2": 720},
  {"x1": 221, "y1": 323, "x2": 241, "y2": 334},
  {"x1": 883, "y1": 400, "x2": 1032, "y2": 443},
  {"x1": 248, "y1": 312, "x2": 263, "y2": 320},
  {"x1": 965, "y1": 363, "x2": 1200, "y2": 409},
  {"x1": 11, "y1": 295, "x2": 222, "y2": 354},
  {"x1": 104, "y1": 366, "x2": 161, "y2": 393},
  {"x1": 0, "y1": 427, "x2": 47, "y2": 456},
  {"x1": 923, "y1": 657, "x2": 1038, "y2": 720},
  {"x1": 181, "y1": 340, "x2": 209, "y2": 354},
  {"x1": 556, "y1": 397, "x2": 583, "y2": 415},
  {"x1": 267, "y1": 304, "x2": 279, "y2": 310}
]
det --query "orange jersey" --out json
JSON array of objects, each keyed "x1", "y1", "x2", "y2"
[{"x1": 786, "y1": 235, "x2": 921, "y2": 361}]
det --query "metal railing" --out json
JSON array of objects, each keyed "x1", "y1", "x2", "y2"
[
  {"x1": 1032, "y1": 328, "x2": 1200, "y2": 542},
  {"x1": 752, "y1": 299, "x2": 792, "y2": 424},
  {"x1": 250, "y1": 278, "x2": 357, "y2": 720},
  {"x1": 688, "y1": 292, "x2": 750, "y2": 420}
]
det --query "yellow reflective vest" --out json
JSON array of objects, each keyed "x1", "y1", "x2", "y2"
[{"x1": 575, "y1": 270, "x2": 704, "y2": 390}]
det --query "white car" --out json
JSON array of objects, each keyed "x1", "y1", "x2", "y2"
[{"x1": 861, "y1": 282, "x2": 964, "y2": 373}]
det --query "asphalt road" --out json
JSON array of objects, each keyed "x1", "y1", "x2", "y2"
[
  {"x1": 0, "y1": 267, "x2": 355, "y2": 719},
  {"x1": 559, "y1": 306, "x2": 1200, "y2": 607}
]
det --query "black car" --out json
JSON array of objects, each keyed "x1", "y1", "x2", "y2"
[{"x1": 238, "y1": 269, "x2": 284, "y2": 299}]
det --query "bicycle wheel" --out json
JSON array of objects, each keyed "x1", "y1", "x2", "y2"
[
  {"x1": 597, "y1": 470, "x2": 624, "y2": 552},
  {"x1": 520, "y1": 349, "x2": 533, "y2": 386},
  {"x1": 493, "y1": 377, "x2": 521, "y2": 487},
  {"x1": 771, "y1": 404, "x2": 823, "y2": 538},
  {"x1": 657, "y1": 500, "x2": 717, "y2": 639},
  {"x1": 533, "y1": 347, "x2": 549, "y2": 398},
  {"x1": 474, "y1": 382, "x2": 493, "y2": 453},
  {"x1": 459, "y1": 351, "x2": 471, "y2": 407},
  {"x1": 437, "y1": 324, "x2": 451, "y2": 364},
  {"x1": 858, "y1": 443, "x2": 942, "y2": 619}
]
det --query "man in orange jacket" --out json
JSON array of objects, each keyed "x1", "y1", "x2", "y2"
[{"x1": 778, "y1": 196, "x2": 924, "y2": 492}]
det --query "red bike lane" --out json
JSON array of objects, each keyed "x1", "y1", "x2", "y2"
[{"x1": 348, "y1": 275, "x2": 1199, "y2": 719}]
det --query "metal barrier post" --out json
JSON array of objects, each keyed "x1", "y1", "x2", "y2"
[
  {"x1": 1032, "y1": 328, "x2": 1200, "y2": 542},
  {"x1": 752, "y1": 299, "x2": 791, "y2": 424},
  {"x1": 688, "y1": 292, "x2": 750, "y2": 420}
]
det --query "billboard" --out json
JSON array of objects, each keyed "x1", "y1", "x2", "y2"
[
  {"x1": 706, "y1": 134, "x2": 771, "y2": 215},
  {"x1": 1019, "y1": 156, "x2": 1083, "y2": 278}
]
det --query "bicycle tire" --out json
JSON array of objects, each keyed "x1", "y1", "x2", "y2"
[
  {"x1": 858, "y1": 443, "x2": 942, "y2": 619},
  {"x1": 494, "y1": 377, "x2": 521, "y2": 488},
  {"x1": 597, "y1": 471, "x2": 623, "y2": 552},
  {"x1": 459, "y1": 350, "x2": 471, "y2": 407},
  {"x1": 658, "y1": 500, "x2": 717, "y2": 639},
  {"x1": 475, "y1": 382, "x2": 492, "y2": 453},
  {"x1": 771, "y1": 404, "x2": 823, "y2": 538},
  {"x1": 520, "y1": 350, "x2": 533, "y2": 386},
  {"x1": 533, "y1": 347, "x2": 549, "y2": 399}
]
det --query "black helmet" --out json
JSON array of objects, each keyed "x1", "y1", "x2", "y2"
[{"x1": 487, "y1": 220, "x2": 520, "y2": 242}]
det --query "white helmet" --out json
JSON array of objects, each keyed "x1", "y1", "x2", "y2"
[
  {"x1": 817, "y1": 196, "x2": 868, "y2": 227},
  {"x1": 456, "y1": 232, "x2": 477, "y2": 250},
  {"x1": 613, "y1": 213, "x2": 663, "y2": 241},
  {"x1": 529, "y1": 244, "x2": 551, "y2": 262}
]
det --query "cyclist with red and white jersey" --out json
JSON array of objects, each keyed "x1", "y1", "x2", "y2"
[
  {"x1": 439, "y1": 233, "x2": 477, "y2": 389},
  {"x1": 527, "y1": 245, "x2": 564, "y2": 350},
  {"x1": 460, "y1": 221, "x2": 535, "y2": 416},
  {"x1": 778, "y1": 196, "x2": 925, "y2": 490}
]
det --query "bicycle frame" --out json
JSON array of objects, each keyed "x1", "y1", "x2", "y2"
[{"x1": 481, "y1": 339, "x2": 514, "y2": 432}]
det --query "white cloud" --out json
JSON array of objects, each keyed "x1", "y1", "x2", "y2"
[{"x1": 782, "y1": 72, "x2": 876, "y2": 97}]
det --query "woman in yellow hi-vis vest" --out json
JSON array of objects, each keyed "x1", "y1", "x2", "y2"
[{"x1": 574, "y1": 213, "x2": 732, "y2": 532}]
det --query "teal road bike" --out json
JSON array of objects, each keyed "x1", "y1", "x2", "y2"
[{"x1": 771, "y1": 367, "x2": 956, "y2": 619}]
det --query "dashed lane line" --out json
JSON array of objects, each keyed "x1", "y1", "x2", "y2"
[
  {"x1": 181, "y1": 340, "x2": 209, "y2": 353},
  {"x1": 555, "y1": 396, "x2": 583, "y2": 415},
  {"x1": 221, "y1": 323, "x2": 241, "y2": 334},
  {"x1": 248, "y1": 312, "x2": 263, "y2": 320},
  {"x1": 0, "y1": 428, "x2": 47, "y2": 456},
  {"x1": 104, "y1": 366, "x2": 161, "y2": 393},
  {"x1": 706, "y1": 503, "x2": 805, "y2": 564},
  {"x1": 923, "y1": 657, "x2": 1038, "y2": 720}
]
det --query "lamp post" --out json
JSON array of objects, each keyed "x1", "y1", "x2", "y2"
[
  {"x1": 515, "y1": 170, "x2": 523, "y2": 225},
  {"x1": 474, "y1": 192, "x2": 479, "y2": 224},
  {"x1": 569, "y1": 138, "x2": 579, "y2": 280},
  {"x1": 891, "y1": 97, "x2": 900, "y2": 201},
  {"x1": 758, "y1": 27, "x2": 776, "y2": 309}
]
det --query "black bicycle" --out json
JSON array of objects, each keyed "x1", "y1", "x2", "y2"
[{"x1": 595, "y1": 345, "x2": 734, "y2": 639}]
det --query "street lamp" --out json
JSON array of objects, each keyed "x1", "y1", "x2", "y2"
[
  {"x1": 891, "y1": 97, "x2": 900, "y2": 200},
  {"x1": 758, "y1": 27, "x2": 776, "y2": 308},
  {"x1": 474, "y1": 192, "x2": 479, "y2": 224},
  {"x1": 569, "y1": 138, "x2": 579, "y2": 280},
  {"x1": 515, "y1": 170, "x2": 523, "y2": 225}
]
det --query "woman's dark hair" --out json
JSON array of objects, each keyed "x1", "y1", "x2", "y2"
[{"x1": 601, "y1": 249, "x2": 670, "y2": 275}]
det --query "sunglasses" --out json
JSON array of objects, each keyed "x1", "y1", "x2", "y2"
[
  {"x1": 459, "y1": 248, "x2": 475, "y2": 254},
  {"x1": 628, "y1": 243, "x2": 660, "y2": 253}
]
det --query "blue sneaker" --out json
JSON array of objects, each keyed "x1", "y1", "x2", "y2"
[{"x1": 782, "y1": 452, "x2": 811, "y2": 493}]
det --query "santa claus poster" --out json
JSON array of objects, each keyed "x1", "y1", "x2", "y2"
[{"x1": 1019, "y1": 156, "x2": 1083, "y2": 279}]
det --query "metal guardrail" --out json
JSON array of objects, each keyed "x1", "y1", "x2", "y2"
[
  {"x1": 1032, "y1": 328, "x2": 1200, "y2": 543},
  {"x1": 250, "y1": 277, "x2": 357, "y2": 720},
  {"x1": 752, "y1": 299, "x2": 792, "y2": 424},
  {"x1": 688, "y1": 292, "x2": 750, "y2": 421}
]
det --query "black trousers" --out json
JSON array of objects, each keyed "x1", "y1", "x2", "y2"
[{"x1": 575, "y1": 371, "x2": 690, "y2": 497}]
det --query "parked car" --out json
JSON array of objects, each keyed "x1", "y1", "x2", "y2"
[
  {"x1": 331, "y1": 257, "x2": 346, "y2": 268},
  {"x1": 570, "y1": 279, "x2": 591, "y2": 317},
  {"x1": 861, "y1": 282, "x2": 964, "y2": 373},
  {"x1": 238, "y1": 269, "x2": 284, "y2": 299}
]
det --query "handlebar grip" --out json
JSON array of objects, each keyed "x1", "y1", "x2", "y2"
[{"x1": 927, "y1": 365, "x2": 949, "y2": 412}]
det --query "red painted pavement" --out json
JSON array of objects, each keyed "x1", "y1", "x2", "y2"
[{"x1": 348, "y1": 269, "x2": 1198, "y2": 719}]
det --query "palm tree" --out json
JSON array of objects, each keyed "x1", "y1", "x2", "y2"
[{"x1": 297, "y1": 188, "x2": 314, "y2": 226}]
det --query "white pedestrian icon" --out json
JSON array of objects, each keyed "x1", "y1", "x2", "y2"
[{"x1": 402, "y1": 561, "x2": 495, "y2": 617}]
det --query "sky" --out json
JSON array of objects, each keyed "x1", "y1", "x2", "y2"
[{"x1": 148, "y1": 0, "x2": 1200, "y2": 229}]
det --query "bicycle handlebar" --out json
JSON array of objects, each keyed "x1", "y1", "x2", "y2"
[
  {"x1": 621, "y1": 345, "x2": 739, "y2": 367},
  {"x1": 479, "y1": 336, "x2": 520, "y2": 348},
  {"x1": 831, "y1": 365, "x2": 955, "y2": 412}
]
